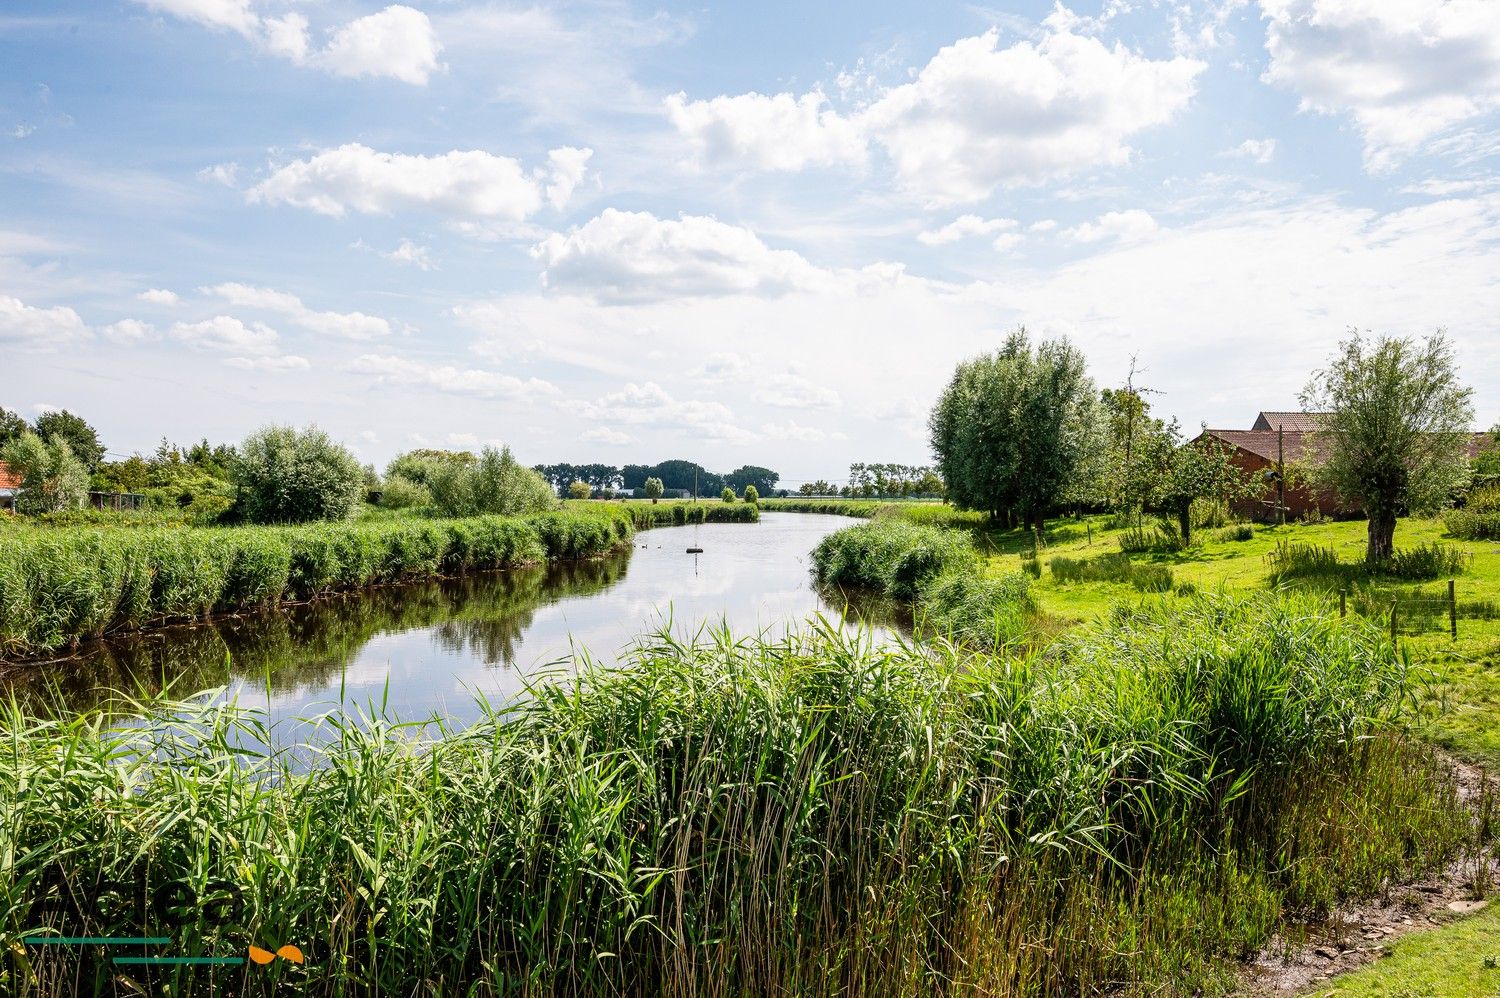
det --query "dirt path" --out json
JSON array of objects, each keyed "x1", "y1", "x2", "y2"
[{"x1": 1242, "y1": 754, "x2": 1497, "y2": 996}]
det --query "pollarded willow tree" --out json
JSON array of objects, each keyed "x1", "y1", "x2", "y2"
[
  {"x1": 1302, "y1": 330, "x2": 1474, "y2": 562},
  {"x1": 929, "y1": 328, "x2": 1101, "y2": 536}
]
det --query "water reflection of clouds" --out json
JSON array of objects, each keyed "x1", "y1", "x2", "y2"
[{"x1": 24, "y1": 514, "x2": 895, "y2": 738}]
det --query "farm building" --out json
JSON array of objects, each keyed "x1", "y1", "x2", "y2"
[
  {"x1": 1197, "y1": 414, "x2": 1346, "y2": 521},
  {"x1": 0, "y1": 461, "x2": 18, "y2": 512},
  {"x1": 1199, "y1": 411, "x2": 1492, "y2": 522}
]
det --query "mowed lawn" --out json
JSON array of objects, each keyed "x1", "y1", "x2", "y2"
[
  {"x1": 969, "y1": 512, "x2": 1500, "y2": 768},
  {"x1": 1297, "y1": 902, "x2": 1500, "y2": 997}
]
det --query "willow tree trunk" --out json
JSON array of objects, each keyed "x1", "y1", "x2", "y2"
[{"x1": 1367, "y1": 506, "x2": 1397, "y2": 563}]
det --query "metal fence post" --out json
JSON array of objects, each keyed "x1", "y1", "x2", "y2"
[{"x1": 1450, "y1": 579, "x2": 1458, "y2": 639}]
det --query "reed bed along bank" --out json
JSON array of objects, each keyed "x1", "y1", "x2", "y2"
[
  {"x1": 0, "y1": 507, "x2": 639, "y2": 658},
  {"x1": 759, "y1": 497, "x2": 986, "y2": 529},
  {"x1": 1, "y1": 595, "x2": 1475, "y2": 997},
  {"x1": 813, "y1": 519, "x2": 1037, "y2": 648}
]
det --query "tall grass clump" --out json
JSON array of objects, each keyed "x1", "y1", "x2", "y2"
[
  {"x1": 0, "y1": 595, "x2": 1471, "y2": 996},
  {"x1": 1117, "y1": 519, "x2": 1187, "y2": 553},
  {"x1": 1050, "y1": 552, "x2": 1175, "y2": 592},
  {"x1": 916, "y1": 569, "x2": 1035, "y2": 649},
  {"x1": 1267, "y1": 540, "x2": 1469, "y2": 585},
  {"x1": 0, "y1": 507, "x2": 639, "y2": 658},
  {"x1": 811, "y1": 520, "x2": 974, "y2": 600}
]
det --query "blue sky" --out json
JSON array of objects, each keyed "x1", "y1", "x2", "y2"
[{"x1": 3, "y1": 0, "x2": 1498, "y2": 484}]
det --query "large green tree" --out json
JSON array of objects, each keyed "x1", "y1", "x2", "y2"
[
  {"x1": 33, "y1": 409, "x2": 105, "y2": 471},
  {"x1": 233, "y1": 425, "x2": 366, "y2": 524},
  {"x1": 929, "y1": 329, "x2": 1101, "y2": 534},
  {"x1": 1301, "y1": 331, "x2": 1474, "y2": 562}
]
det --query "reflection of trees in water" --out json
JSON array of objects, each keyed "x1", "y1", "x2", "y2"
[
  {"x1": 814, "y1": 583, "x2": 911, "y2": 634},
  {"x1": 429, "y1": 557, "x2": 627, "y2": 666},
  {"x1": 5, "y1": 551, "x2": 632, "y2": 715}
]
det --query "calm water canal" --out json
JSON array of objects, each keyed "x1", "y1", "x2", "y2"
[{"x1": 9, "y1": 513, "x2": 892, "y2": 738}]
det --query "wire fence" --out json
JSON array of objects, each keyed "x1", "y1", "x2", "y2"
[{"x1": 1338, "y1": 580, "x2": 1500, "y2": 639}]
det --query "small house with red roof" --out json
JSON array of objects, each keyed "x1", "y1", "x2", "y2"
[{"x1": 0, "y1": 461, "x2": 20, "y2": 513}]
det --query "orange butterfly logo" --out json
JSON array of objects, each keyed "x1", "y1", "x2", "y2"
[{"x1": 247, "y1": 943, "x2": 304, "y2": 965}]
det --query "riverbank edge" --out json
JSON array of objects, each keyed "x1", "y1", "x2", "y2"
[{"x1": 0, "y1": 503, "x2": 757, "y2": 661}]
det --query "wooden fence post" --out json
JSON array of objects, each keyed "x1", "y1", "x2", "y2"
[
  {"x1": 1450, "y1": 579, "x2": 1458, "y2": 639},
  {"x1": 1340, "y1": 590, "x2": 1347, "y2": 618},
  {"x1": 1390, "y1": 600, "x2": 1398, "y2": 644}
]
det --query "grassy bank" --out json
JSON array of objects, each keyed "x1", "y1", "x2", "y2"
[
  {"x1": 0, "y1": 506, "x2": 639, "y2": 658},
  {"x1": 759, "y1": 497, "x2": 985, "y2": 529},
  {"x1": 2, "y1": 596, "x2": 1476, "y2": 996},
  {"x1": 0, "y1": 502, "x2": 763, "y2": 659}
]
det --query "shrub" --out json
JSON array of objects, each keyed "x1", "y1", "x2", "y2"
[
  {"x1": 812, "y1": 520, "x2": 975, "y2": 600},
  {"x1": 742, "y1": 485, "x2": 759, "y2": 505},
  {"x1": 721, "y1": 487, "x2": 736, "y2": 503},
  {"x1": 429, "y1": 447, "x2": 557, "y2": 518},
  {"x1": 1444, "y1": 508, "x2": 1500, "y2": 541},
  {"x1": 1265, "y1": 541, "x2": 1345, "y2": 583},
  {"x1": 568, "y1": 480, "x2": 593, "y2": 500},
  {"x1": 233, "y1": 425, "x2": 364, "y2": 524},
  {"x1": 380, "y1": 476, "x2": 432, "y2": 510},
  {"x1": 1217, "y1": 524, "x2": 1255, "y2": 542}
]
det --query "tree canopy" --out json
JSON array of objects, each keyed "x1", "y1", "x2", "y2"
[
  {"x1": 0, "y1": 431, "x2": 89, "y2": 514},
  {"x1": 33, "y1": 409, "x2": 105, "y2": 471},
  {"x1": 233, "y1": 425, "x2": 365, "y2": 524},
  {"x1": 1302, "y1": 330, "x2": 1474, "y2": 561},
  {"x1": 929, "y1": 329, "x2": 1100, "y2": 533}
]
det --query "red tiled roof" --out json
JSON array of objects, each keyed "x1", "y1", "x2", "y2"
[
  {"x1": 1201, "y1": 429, "x2": 1490, "y2": 464},
  {"x1": 1199, "y1": 429, "x2": 1321, "y2": 463},
  {"x1": 1251, "y1": 411, "x2": 1330, "y2": 432},
  {"x1": 0, "y1": 461, "x2": 20, "y2": 490}
]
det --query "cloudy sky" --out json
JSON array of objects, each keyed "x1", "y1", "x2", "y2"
[{"x1": 3, "y1": 0, "x2": 1498, "y2": 484}]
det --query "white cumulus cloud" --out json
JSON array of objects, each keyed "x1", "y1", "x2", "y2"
[
  {"x1": 136, "y1": 1, "x2": 442, "y2": 85},
  {"x1": 1222, "y1": 137, "x2": 1277, "y2": 164},
  {"x1": 202, "y1": 282, "x2": 392, "y2": 339},
  {"x1": 136, "y1": 288, "x2": 180, "y2": 305},
  {"x1": 1063, "y1": 209, "x2": 1160, "y2": 243},
  {"x1": 1260, "y1": 0, "x2": 1500, "y2": 170},
  {"x1": 917, "y1": 215, "x2": 1019, "y2": 246},
  {"x1": 533, "y1": 209, "x2": 825, "y2": 303},
  {"x1": 248, "y1": 143, "x2": 589, "y2": 219},
  {"x1": 752, "y1": 372, "x2": 841, "y2": 410},
  {"x1": 347, "y1": 353, "x2": 558, "y2": 399},
  {"x1": 664, "y1": 90, "x2": 866, "y2": 171},
  {"x1": 0, "y1": 295, "x2": 91, "y2": 349},
  {"x1": 665, "y1": 18, "x2": 1203, "y2": 205},
  {"x1": 171, "y1": 315, "x2": 281, "y2": 354},
  {"x1": 100, "y1": 319, "x2": 158, "y2": 344}
]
